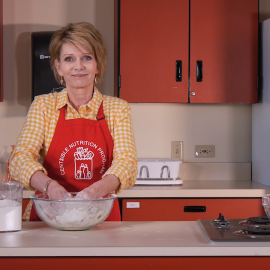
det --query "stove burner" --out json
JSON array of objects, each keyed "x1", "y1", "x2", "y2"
[
  {"x1": 198, "y1": 217, "x2": 270, "y2": 241},
  {"x1": 246, "y1": 216, "x2": 270, "y2": 224},
  {"x1": 233, "y1": 227, "x2": 270, "y2": 239},
  {"x1": 242, "y1": 226, "x2": 270, "y2": 235},
  {"x1": 239, "y1": 216, "x2": 270, "y2": 227},
  {"x1": 236, "y1": 216, "x2": 270, "y2": 238}
]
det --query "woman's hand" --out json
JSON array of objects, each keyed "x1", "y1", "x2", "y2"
[
  {"x1": 46, "y1": 180, "x2": 71, "y2": 200},
  {"x1": 75, "y1": 174, "x2": 120, "y2": 199},
  {"x1": 30, "y1": 170, "x2": 70, "y2": 200}
]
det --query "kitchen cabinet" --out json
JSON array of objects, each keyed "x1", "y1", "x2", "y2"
[
  {"x1": 3, "y1": 257, "x2": 270, "y2": 270},
  {"x1": 118, "y1": 0, "x2": 258, "y2": 103},
  {"x1": 23, "y1": 197, "x2": 266, "y2": 221},
  {"x1": 22, "y1": 199, "x2": 30, "y2": 215},
  {"x1": 122, "y1": 198, "x2": 265, "y2": 221}
]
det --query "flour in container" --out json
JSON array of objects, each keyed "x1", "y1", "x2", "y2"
[{"x1": 0, "y1": 199, "x2": 22, "y2": 231}]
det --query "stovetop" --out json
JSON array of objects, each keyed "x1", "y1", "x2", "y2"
[{"x1": 197, "y1": 213, "x2": 270, "y2": 242}]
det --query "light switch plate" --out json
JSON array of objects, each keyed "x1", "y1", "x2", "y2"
[{"x1": 171, "y1": 141, "x2": 183, "y2": 160}]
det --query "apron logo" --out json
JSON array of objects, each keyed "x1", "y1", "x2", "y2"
[
  {"x1": 74, "y1": 147, "x2": 94, "y2": 180},
  {"x1": 58, "y1": 141, "x2": 107, "y2": 178}
]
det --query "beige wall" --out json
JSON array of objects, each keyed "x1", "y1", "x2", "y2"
[
  {"x1": 0, "y1": 0, "x2": 264, "y2": 181},
  {"x1": 131, "y1": 103, "x2": 251, "y2": 163}
]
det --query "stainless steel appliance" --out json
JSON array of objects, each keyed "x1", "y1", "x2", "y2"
[{"x1": 198, "y1": 213, "x2": 270, "y2": 242}]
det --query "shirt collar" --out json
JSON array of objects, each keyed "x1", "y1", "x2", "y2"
[
  {"x1": 55, "y1": 89, "x2": 68, "y2": 111},
  {"x1": 55, "y1": 87, "x2": 103, "y2": 114}
]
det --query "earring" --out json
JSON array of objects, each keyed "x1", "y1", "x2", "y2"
[
  {"x1": 60, "y1": 77, "x2": 63, "y2": 85},
  {"x1": 94, "y1": 76, "x2": 97, "y2": 84}
]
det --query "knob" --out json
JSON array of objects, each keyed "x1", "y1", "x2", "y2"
[{"x1": 191, "y1": 92, "x2": 195, "y2": 96}]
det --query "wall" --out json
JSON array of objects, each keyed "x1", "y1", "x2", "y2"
[{"x1": 0, "y1": 0, "x2": 262, "y2": 182}]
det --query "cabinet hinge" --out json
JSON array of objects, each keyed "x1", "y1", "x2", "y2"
[{"x1": 118, "y1": 75, "x2": 121, "y2": 89}]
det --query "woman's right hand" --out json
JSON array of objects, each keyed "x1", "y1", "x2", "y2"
[
  {"x1": 46, "y1": 180, "x2": 71, "y2": 200},
  {"x1": 30, "y1": 170, "x2": 71, "y2": 200},
  {"x1": 43, "y1": 179, "x2": 71, "y2": 218}
]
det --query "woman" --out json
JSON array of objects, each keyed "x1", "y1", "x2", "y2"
[{"x1": 9, "y1": 22, "x2": 138, "y2": 221}]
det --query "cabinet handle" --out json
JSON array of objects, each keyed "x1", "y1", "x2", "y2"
[
  {"x1": 196, "y1": 61, "x2": 203, "y2": 82},
  {"x1": 184, "y1": 206, "x2": 206, "y2": 212},
  {"x1": 176, "y1": 60, "x2": 182, "y2": 82}
]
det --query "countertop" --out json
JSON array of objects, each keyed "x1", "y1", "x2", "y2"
[
  {"x1": 23, "y1": 180, "x2": 270, "y2": 198},
  {"x1": 120, "y1": 180, "x2": 270, "y2": 198},
  {"x1": 1, "y1": 221, "x2": 270, "y2": 257}
]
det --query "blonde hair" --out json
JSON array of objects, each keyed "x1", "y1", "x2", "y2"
[{"x1": 49, "y1": 22, "x2": 107, "y2": 85}]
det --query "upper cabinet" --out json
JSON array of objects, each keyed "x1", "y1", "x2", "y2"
[
  {"x1": 118, "y1": 0, "x2": 189, "y2": 103},
  {"x1": 117, "y1": 0, "x2": 258, "y2": 103}
]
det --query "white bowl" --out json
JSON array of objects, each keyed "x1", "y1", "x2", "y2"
[{"x1": 29, "y1": 193, "x2": 116, "y2": 231}]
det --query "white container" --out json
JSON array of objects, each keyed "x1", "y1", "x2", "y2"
[
  {"x1": 136, "y1": 159, "x2": 182, "y2": 185},
  {"x1": 0, "y1": 180, "x2": 23, "y2": 232}
]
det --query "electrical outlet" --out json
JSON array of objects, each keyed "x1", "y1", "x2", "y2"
[
  {"x1": 195, "y1": 145, "x2": 215, "y2": 158},
  {"x1": 171, "y1": 141, "x2": 183, "y2": 160}
]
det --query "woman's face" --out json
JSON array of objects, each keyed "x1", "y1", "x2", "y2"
[{"x1": 55, "y1": 42, "x2": 98, "y2": 90}]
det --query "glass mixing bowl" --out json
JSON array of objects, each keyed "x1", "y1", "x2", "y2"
[
  {"x1": 29, "y1": 193, "x2": 117, "y2": 231},
  {"x1": 262, "y1": 194, "x2": 270, "y2": 220}
]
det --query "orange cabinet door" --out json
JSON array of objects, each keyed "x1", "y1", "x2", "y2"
[
  {"x1": 122, "y1": 198, "x2": 265, "y2": 221},
  {"x1": 119, "y1": 0, "x2": 189, "y2": 103},
  {"x1": 118, "y1": 0, "x2": 258, "y2": 104},
  {"x1": 189, "y1": 0, "x2": 258, "y2": 103}
]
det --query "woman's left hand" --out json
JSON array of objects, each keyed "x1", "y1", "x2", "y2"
[{"x1": 75, "y1": 174, "x2": 120, "y2": 199}]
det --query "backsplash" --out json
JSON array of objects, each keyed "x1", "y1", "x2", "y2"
[
  {"x1": 130, "y1": 103, "x2": 252, "y2": 181},
  {"x1": 180, "y1": 162, "x2": 251, "y2": 181},
  {"x1": 130, "y1": 103, "x2": 252, "y2": 162}
]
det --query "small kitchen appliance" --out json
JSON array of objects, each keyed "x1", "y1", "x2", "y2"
[
  {"x1": 0, "y1": 180, "x2": 23, "y2": 232},
  {"x1": 135, "y1": 158, "x2": 182, "y2": 185},
  {"x1": 198, "y1": 213, "x2": 270, "y2": 242}
]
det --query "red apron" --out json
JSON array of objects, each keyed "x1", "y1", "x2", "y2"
[{"x1": 30, "y1": 102, "x2": 120, "y2": 221}]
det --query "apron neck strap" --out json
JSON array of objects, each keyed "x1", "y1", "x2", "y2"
[{"x1": 96, "y1": 102, "x2": 105, "y2": 121}]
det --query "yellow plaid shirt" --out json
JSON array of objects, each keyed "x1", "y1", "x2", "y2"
[{"x1": 9, "y1": 88, "x2": 137, "y2": 220}]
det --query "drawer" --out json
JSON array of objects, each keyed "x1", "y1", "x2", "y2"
[{"x1": 122, "y1": 198, "x2": 265, "y2": 221}]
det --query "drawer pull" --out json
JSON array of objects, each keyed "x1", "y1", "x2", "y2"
[
  {"x1": 184, "y1": 206, "x2": 206, "y2": 212},
  {"x1": 176, "y1": 60, "x2": 182, "y2": 82},
  {"x1": 196, "y1": 60, "x2": 203, "y2": 82}
]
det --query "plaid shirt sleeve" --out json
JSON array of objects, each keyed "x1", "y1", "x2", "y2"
[
  {"x1": 102, "y1": 96, "x2": 138, "y2": 193},
  {"x1": 9, "y1": 97, "x2": 51, "y2": 190}
]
